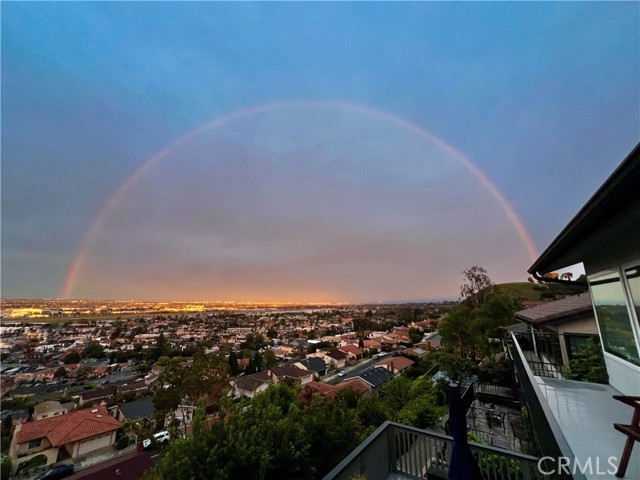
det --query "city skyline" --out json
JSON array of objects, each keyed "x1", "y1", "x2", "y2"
[{"x1": 2, "y1": 2, "x2": 639, "y2": 302}]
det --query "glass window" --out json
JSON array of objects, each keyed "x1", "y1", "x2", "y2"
[
  {"x1": 28, "y1": 438, "x2": 42, "y2": 449},
  {"x1": 624, "y1": 265, "x2": 640, "y2": 327},
  {"x1": 589, "y1": 271, "x2": 640, "y2": 365}
]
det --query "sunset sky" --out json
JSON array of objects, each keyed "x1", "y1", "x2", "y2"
[{"x1": 2, "y1": 2, "x2": 639, "y2": 302}]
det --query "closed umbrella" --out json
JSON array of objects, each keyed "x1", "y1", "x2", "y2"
[{"x1": 448, "y1": 383, "x2": 483, "y2": 480}]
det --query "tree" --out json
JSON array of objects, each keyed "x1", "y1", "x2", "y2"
[
  {"x1": 263, "y1": 349, "x2": 277, "y2": 370},
  {"x1": 381, "y1": 376, "x2": 414, "y2": 420},
  {"x1": 83, "y1": 341, "x2": 105, "y2": 359},
  {"x1": 148, "y1": 333, "x2": 171, "y2": 362},
  {"x1": 438, "y1": 305, "x2": 476, "y2": 357},
  {"x1": 54, "y1": 367, "x2": 67, "y2": 379},
  {"x1": 398, "y1": 395, "x2": 440, "y2": 429},
  {"x1": 408, "y1": 327, "x2": 423, "y2": 345},
  {"x1": 153, "y1": 359, "x2": 186, "y2": 428},
  {"x1": 63, "y1": 351, "x2": 81, "y2": 364},
  {"x1": 459, "y1": 265, "x2": 494, "y2": 309},
  {"x1": 228, "y1": 351, "x2": 240, "y2": 376},
  {"x1": 565, "y1": 338, "x2": 609, "y2": 384},
  {"x1": 1, "y1": 454, "x2": 12, "y2": 479},
  {"x1": 182, "y1": 352, "x2": 229, "y2": 401}
]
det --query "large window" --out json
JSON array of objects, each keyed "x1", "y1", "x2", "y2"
[
  {"x1": 625, "y1": 265, "x2": 640, "y2": 327},
  {"x1": 589, "y1": 270, "x2": 640, "y2": 366}
]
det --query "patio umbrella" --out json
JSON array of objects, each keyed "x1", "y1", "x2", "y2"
[{"x1": 448, "y1": 383, "x2": 483, "y2": 480}]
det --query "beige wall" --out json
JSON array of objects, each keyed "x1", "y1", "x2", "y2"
[
  {"x1": 10, "y1": 425, "x2": 53, "y2": 458},
  {"x1": 75, "y1": 431, "x2": 114, "y2": 457},
  {"x1": 11, "y1": 447, "x2": 58, "y2": 475},
  {"x1": 545, "y1": 316, "x2": 598, "y2": 365},
  {"x1": 551, "y1": 317, "x2": 598, "y2": 336}
]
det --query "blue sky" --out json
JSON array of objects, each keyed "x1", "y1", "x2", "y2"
[{"x1": 2, "y1": 2, "x2": 638, "y2": 301}]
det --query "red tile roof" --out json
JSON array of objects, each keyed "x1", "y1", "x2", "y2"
[
  {"x1": 338, "y1": 344, "x2": 364, "y2": 356},
  {"x1": 15, "y1": 415, "x2": 67, "y2": 443},
  {"x1": 375, "y1": 356, "x2": 415, "y2": 371},
  {"x1": 300, "y1": 381, "x2": 337, "y2": 397},
  {"x1": 16, "y1": 405, "x2": 122, "y2": 446},
  {"x1": 335, "y1": 378, "x2": 371, "y2": 395}
]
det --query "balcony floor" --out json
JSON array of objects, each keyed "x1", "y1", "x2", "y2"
[{"x1": 535, "y1": 376, "x2": 640, "y2": 480}]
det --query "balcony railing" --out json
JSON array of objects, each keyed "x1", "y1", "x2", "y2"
[
  {"x1": 508, "y1": 333, "x2": 586, "y2": 480},
  {"x1": 323, "y1": 421, "x2": 543, "y2": 480}
]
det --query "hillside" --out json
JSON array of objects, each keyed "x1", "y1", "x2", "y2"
[{"x1": 494, "y1": 281, "x2": 587, "y2": 302}]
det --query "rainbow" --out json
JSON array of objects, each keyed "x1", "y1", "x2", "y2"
[{"x1": 61, "y1": 100, "x2": 538, "y2": 298}]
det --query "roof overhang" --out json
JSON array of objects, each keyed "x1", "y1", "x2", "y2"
[{"x1": 529, "y1": 143, "x2": 640, "y2": 276}]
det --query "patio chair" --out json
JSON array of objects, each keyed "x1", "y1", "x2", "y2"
[{"x1": 613, "y1": 395, "x2": 640, "y2": 478}]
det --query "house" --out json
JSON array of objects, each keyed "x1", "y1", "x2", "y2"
[
  {"x1": 355, "y1": 367, "x2": 394, "y2": 391},
  {"x1": 401, "y1": 347, "x2": 429, "y2": 359},
  {"x1": 231, "y1": 372, "x2": 272, "y2": 399},
  {"x1": 294, "y1": 357, "x2": 327, "y2": 377},
  {"x1": 10, "y1": 405, "x2": 122, "y2": 474},
  {"x1": 363, "y1": 339, "x2": 382, "y2": 351},
  {"x1": 297, "y1": 381, "x2": 338, "y2": 402},
  {"x1": 268, "y1": 365, "x2": 314, "y2": 386},
  {"x1": 114, "y1": 397, "x2": 154, "y2": 423},
  {"x1": 34, "y1": 400, "x2": 68, "y2": 421},
  {"x1": 118, "y1": 380, "x2": 149, "y2": 396},
  {"x1": 334, "y1": 378, "x2": 372, "y2": 396},
  {"x1": 78, "y1": 385, "x2": 117, "y2": 407},
  {"x1": 520, "y1": 143, "x2": 640, "y2": 478},
  {"x1": 167, "y1": 404, "x2": 196, "y2": 430},
  {"x1": 374, "y1": 355, "x2": 414, "y2": 374},
  {"x1": 415, "y1": 331, "x2": 442, "y2": 352},
  {"x1": 513, "y1": 293, "x2": 599, "y2": 366},
  {"x1": 318, "y1": 349, "x2": 349, "y2": 369},
  {"x1": 338, "y1": 344, "x2": 364, "y2": 361}
]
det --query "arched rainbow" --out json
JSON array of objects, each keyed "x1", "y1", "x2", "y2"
[{"x1": 61, "y1": 100, "x2": 538, "y2": 298}]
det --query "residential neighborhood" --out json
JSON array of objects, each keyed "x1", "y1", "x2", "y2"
[{"x1": 1, "y1": 302, "x2": 451, "y2": 478}]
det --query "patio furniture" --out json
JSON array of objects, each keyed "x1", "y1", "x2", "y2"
[{"x1": 613, "y1": 395, "x2": 640, "y2": 478}]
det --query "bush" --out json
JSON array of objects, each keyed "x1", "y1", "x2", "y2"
[
  {"x1": 17, "y1": 454, "x2": 47, "y2": 473},
  {"x1": 1, "y1": 455, "x2": 12, "y2": 479},
  {"x1": 116, "y1": 435, "x2": 131, "y2": 450},
  {"x1": 564, "y1": 338, "x2": 609, "y2": 384}
]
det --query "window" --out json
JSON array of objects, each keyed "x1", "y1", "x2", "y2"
[
  {"x1": 624, "y1": 265, "x2": 640, "y2": 328},
  {"x1": 28, "y1": 438, "x2": 42, "y2": 449},
  {"x1": 589, "y1": 270, "x2": 640, "y2": 365}
]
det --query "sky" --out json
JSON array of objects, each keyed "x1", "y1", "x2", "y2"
[{"x1": 2, "y1": 2, "x2": 639, "y2": 303}]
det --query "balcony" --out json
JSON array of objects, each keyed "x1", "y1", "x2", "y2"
[
  {"x1": 322, "y1": 421, "x2": 542, "y2": 480},
  {"x1": 509, "y1": 332, "x2": 640, "y2": 480}
]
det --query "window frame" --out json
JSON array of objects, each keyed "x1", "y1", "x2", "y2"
[{"x1": 588, "y1": 259, "x2": 640, "y2": 368}]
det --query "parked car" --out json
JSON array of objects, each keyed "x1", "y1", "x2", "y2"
[
  {"x1": 35, "y1": 464, "x2": 74, "y2": 480},
  {"x1": 338, "y1": 371, "x2": 346, "y2": 377},
  {"x1": 143, "y1": 430, "x2": 171, "y2": 449}
]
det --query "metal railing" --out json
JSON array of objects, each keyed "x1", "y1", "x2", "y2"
[
  {"x1": 526, "y1": 360, "x2": 565, "y2": 379},
  {"x1": 475, "y1": 383, "x2": 518, "y2": 400},
  {"x1": 323, "y1": 421, "x2": 543, "y2": 480},
  {"x1": 509, "y1": 333, "x2": 586, "y2": 480}
]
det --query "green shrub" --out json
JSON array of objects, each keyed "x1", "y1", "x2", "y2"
[
  {"x1": 17, "y1": 454, "x2": 47, "y2": 472},
  {"x1": 116, "y1": 435, "x2": 131, "y2": 450}
]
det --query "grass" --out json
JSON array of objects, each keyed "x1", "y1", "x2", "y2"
[{"x1": 494, "y1": 281, "x2": 587, "y2": 302}]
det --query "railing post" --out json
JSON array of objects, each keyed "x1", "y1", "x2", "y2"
[{"x1": 387, "y1": 423, "x2": 396, "y2": 474}]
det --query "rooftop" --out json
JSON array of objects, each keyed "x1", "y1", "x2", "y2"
[
  {"x1": 514, "y1": 293, "x2": 593, "y2": 326},
  {"x1": 16, "y1": 405, "x2": 122, "y2": 446},
  {"x1": 357, "y1": 367, "x2": 394, "y2": 387},
  {"x1": 529, "y1": 143, "x2": 640, "y2": 275}
]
